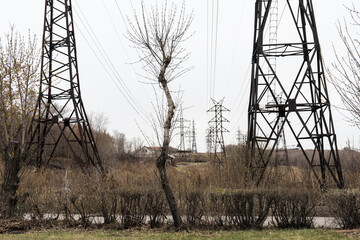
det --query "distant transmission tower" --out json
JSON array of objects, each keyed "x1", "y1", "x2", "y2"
[
  {"x1": 186, "y1": 126, "x2": 192, "y2": 152},
  {"x1": 206, "y1": 126, "x2": 214, "y2": 154},
  {"x1": 248, "y1": 0, "x2": 343, "y2": 188},
  {"x1": 208, "y1": 98, "x2": 230, "y2": 162},
  {"x1": 237, "y1": 128, "x2": 246, "y2": 145},
  {"x1": 29, "y1": 0, "x2": 103, "y2": 172},
  {"x1": 177, "y1": 107, "x2": 189, "y2": 156},
  {"x1": 191, "y1": 120, "x2": 197, "y2": 153}
]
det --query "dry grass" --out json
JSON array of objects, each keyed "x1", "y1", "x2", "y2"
[
  {"x1": 0, "y1": 228, "x2": 356, "y2": 240},
  {"x1": 0, "y1": 146, "x2": 358, "y2": 230}
]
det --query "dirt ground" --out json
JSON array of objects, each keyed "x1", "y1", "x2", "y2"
[
  {"x1": 337, "y1": 229, "x2": 360, "y2": 239},
  {"x1": 1, "y1": 219, "x2": 360, "y2": 239}
]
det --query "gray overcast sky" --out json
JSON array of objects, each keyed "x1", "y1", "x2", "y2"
[{"x1": 1, "y1": 0, "x2": 359, "y2": 152}]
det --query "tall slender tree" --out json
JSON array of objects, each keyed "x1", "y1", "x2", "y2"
[{"x1": 127, "y1": 1, "x2": 193, "y2": 228}]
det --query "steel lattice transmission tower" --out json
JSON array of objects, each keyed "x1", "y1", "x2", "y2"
[
  {"x1": 237, "y1": 128, "x2": 246, "y2": 145},
  {"x1": 190, "y1": 120, "x2": 197, "y2": 153},
  {"x1": 208, "y1": 98, "x2": 230, "y2": 162},
  {"x1": 29, "y1": 0, "x2": 103, "y2": 172},
  {"x1": 247, "y1": 0, "x2": 343, "y2": 188},
  {"x1": 206, "y1": 126, "x2": 214, "y2": 154},
  {"x1": 177, "y1": 107, "x2": 189, "y2": 156}
]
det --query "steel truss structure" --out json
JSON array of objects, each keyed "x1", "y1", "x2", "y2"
[
  {"x1": 29, "y1": 0, "x2": 103, "y2": 172},
  {"x1": 208, "y1": 98, "x2": 229, "y2": 163},
  {"x1": 177, "y1": 107, "x2": 189, "y2": 156},
  {"x1": 190, "y1": 120, "x2": 198, "y2": 153},
  {"x1": 247, "y1": 0, "x2": 343, "y2": 188},
  {"x1": 206, "y1": 126, "x2": 214, "y2": 154}
]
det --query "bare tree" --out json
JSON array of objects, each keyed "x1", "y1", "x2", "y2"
[
  {"x1": 88, "y1": 113, "x2": 115, "y2": 165},
  {"x1": 0, "y1": 27, "x2": 40, "y2": 218},
  {"x1": 328, "y1": 5, "x2": 360, "y2": 127},
  {"x1": 127, "y1": 1, "x2": 193, "y2": 228},
  {"x1": 113, "y1": 130, "x2": 127, "y2": 160}
]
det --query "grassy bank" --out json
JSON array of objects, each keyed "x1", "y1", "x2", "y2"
[{"x1": 0, "y1": 229, "x2": 358, "y2": 240}]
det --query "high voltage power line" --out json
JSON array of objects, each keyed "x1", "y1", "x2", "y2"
[
  {"x1": 72, "y1": 1, "x2": 152, "y2": 127},
  {"x1": 206, "y1": 0, "x2": 220, "y2": 108}
]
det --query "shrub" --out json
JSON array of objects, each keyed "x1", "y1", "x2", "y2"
[
  {"x1": 205, "y1": 189, "x2": 273, "y2": 229},
  {"x1": 226, "y1": 190, "x2": 273, "y2": 229},
  {"x1": 118, "y1": 190, "x2": 145, "y2": 228},
  {"x1": 183, "y1": 191, "x2": 206, "y2": 226},
  {"x1": 17, "y1": 169, "x2": 63, "y2": 220},
  {"x1": 144, "y1": 189, "x2": 167, "y2": 228},
  {"x1": 326, "y1": 189, "x2": 360, "y2": 229},
  {"x1": 206, "y1": 191, "x2": 229, "y2": 226},
  {"x1": 271, "y1": 189, "x2": 317, "y2": 228},
  {"x1": 99, "y1": 183, "x2": 119, "y2": 224}
]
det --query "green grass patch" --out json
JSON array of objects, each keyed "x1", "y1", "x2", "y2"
[{"x1": 0, "y1": 229, "x2": 356, "y2": 240}]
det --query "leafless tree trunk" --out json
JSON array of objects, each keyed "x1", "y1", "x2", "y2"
[
  {"x1": 1, "y1": 142, "x2": 21, "y2": 218},
  {"x1": 328, "y1": 5, "x2": 360, "y2": 127},
  {"x1": 127, "y1": 1, "x2": 193, "y2": 228}
]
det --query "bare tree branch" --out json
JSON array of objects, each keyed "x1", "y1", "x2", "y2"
[{"x1": 328, "y1": 5, "x2": 360, "y2": 127}]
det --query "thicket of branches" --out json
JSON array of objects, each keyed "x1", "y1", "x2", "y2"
[
  {"x1": 1, "y1": 152, "x2": 358, "y2": 231},
  {"x1": 0, "y1": 27, "x2": 40, "y2": 218},
  {"x1": 328, "y1": 6, "x2": 360, "y2": 127}
]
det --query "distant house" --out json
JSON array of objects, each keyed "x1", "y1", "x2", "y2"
[
  {"x1": 136, "y1": 147, "x2": 161, "y2": 158},
  {"x1": 135, "y1": 146, "x2": 177, "y2": 160}
]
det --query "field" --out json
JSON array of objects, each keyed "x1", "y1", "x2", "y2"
[
  {"x1": 0, "y1": 229, "x2": 359, "y2": 240},
  {"x1": 0, "y1": 147, "x2": 359, "y2": 234}
]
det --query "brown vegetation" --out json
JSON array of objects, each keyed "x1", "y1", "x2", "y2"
[
  {"x1": 0, "y1": 144, "x2": 358, "y2": 231},
  {"x1": 0, "y1": 27, "x2": 40, "y2": 219}
]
